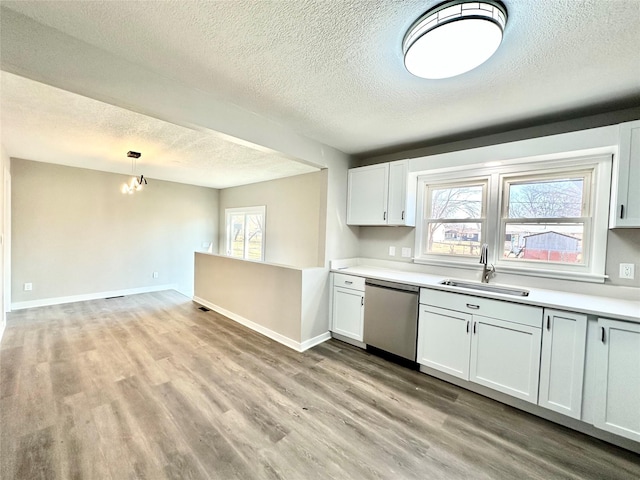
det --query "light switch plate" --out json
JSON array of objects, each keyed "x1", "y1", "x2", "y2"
[
  {"x1": 619, "y1": 263, "x2": 635, "y2": 279},
  {"x1": 401, "y1": 247, "x2": 412, "y2": 258},
  {"x1": 388, "y1": 246, "x2": 396, "y2": 256},
  {"x1": 24, "y1": 282, "x2": 33, "y2": 291}
]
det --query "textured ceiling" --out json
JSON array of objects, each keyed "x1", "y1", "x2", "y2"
[
  {"x1": 0, "y1": 72, "x2": 317, "y2": 188},
  {"x1": 1, "y1": 0, "x2": 639, "y2": 169}
]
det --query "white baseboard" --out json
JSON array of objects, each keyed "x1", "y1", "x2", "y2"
[
  {"x1": 300, "y1": 331, "x2": 332, "y2": 351},
  {"x1": 11, "y1": 284, "x2": 179, "y2": 311},
  {"x1": 193, "y1": 296, "x2": 330, "y2": 353},
  {"x1": 0, "y1": 319, "x2": 6, "y2": 345}
]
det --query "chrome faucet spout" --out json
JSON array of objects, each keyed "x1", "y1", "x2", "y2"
[
  {"x1": 479, "y1": 243, "x2": 488, "y2": 265},
  {"x1": 479, "y1": 243, "x2": 494, "y2": 283}
]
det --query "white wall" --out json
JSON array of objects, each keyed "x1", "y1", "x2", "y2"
[
  {"x1": 11, "y1": 159, "x2": 218, "y2": 306},
  {"x1": 0, "y1": 144, "x2": 9, "y2": 341},
  {"x1": 219, "y1": 170, "x2": 327, "y2": 268}
]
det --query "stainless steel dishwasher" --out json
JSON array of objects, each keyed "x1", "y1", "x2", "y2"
[{"x1": 363, "y1": 279, "x2": 419, "y2": 362}]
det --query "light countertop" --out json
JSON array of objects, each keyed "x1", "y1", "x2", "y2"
[{"x1": 333, "y1": 265, "x2": 640, "y2": 323}]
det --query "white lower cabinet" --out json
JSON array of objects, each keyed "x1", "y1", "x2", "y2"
[
  {"x1": 594, "y1": 318, "x2": 640, "y2": 442},
  {"x1": 331, "y1": 274, "x2": 364, "y2": 342},
  {"x1": 417, "y1": 305, "x2": 471, "y2": 380},
  {"x1": 470, "y1": 315, "x2": 542, "y2": 403},
  {"x1": 538, "y1": 309, "x2": 587, "y2": 419},
  {"x1": 417, "y1": 290, "x2": 542, "y2": 404}
]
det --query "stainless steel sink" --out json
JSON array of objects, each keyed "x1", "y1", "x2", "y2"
[{"x1": 440, "y1": 279, "x2": 529, "y2": 297}]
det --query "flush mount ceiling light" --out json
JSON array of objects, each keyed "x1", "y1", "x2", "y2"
[
  {"x1": 403, "y1": 1, "x2": 507, "y2": 79},
  {"x1": 121, "y1": 150, "x2": 148, "y2": 194}
]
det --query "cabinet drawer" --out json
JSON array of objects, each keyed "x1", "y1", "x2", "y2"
[
  {"x1": 420, "y1": 288, "x2": 542, "y2": 328},
  {"x1": 333, "y1": 273, "x2": 365, "y2": 291}
]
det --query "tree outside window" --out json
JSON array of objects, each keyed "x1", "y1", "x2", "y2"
[{"x1": 225, "y1": 206, "x2": 265, "y2": 261}]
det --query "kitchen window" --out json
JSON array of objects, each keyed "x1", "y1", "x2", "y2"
[
  {"x1": 225, "y1": 206, "x2": 265, "y2": 261},
  {"x1": 500, "y1": 171, "x2": 591, "y2": 266},
  {"x1": 420, "y1": 179, "x2": 487, "y2": 258},
  {"x1": 415, "y1": 154, "x2": 611, "y2": 282}
]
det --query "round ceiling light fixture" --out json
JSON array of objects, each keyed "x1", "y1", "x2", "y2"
[{"x1": 403, "y1": 1, "x2": 507, "y2": 79}]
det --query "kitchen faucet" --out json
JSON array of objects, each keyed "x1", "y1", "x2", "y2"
[{"x1": 479, "y1": 243, "x2": 495, "y2": 283}]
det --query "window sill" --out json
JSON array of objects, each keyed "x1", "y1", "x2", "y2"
[{"x1": 413, "y1": 257, "x2": 607, "y2": 283}]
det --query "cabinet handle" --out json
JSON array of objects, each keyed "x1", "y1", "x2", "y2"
[
  {"x1": 466, "y1": 320, "x2": 470, "y2": 333},
  {"x1": 546, "y1": 315, "x2": 551, "y2": 330},
  {"x1": 345, "y1": 281, "x2": 353, "y2": 285},
  {"x1": 601, "y1": 326, "x2": 606, "y2": 343},
  {"x1": 620, "y1": 204, "x2": 625, "y2": 219},
  {"x1": 401, "y1": 210, "x2": 405, "y2": 220},
  {"x1": 383, "y1": 211, "x2": 387, "y2": 221},
  {"x1": 361, "y1": 297, "x2": 364, "y2": 306},
  {"x1": 473, "y1": 321, "x2": 477, "y2": 334},
  {"x1": 466, "y1": 304, "x2": 480, "y2": 310}
]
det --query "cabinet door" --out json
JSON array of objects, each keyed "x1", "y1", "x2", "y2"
[
  {"x1": 417, "y1": 305, "x2": 472, "y2": 380},
  {"x1": 387, "y1": 160, "x2": 409, "y2": 225},
  {"x1": 538, "y1": 310, "x2": 587, "y2": 419},
  {"x1": 594, "y1": 319, "x2": 640, "y2": 442},
  {"x1": 470, "y1": 315, "x2": 542, "y2": 403},
  {"x1": 332, "y1": 287, "x2": 364, "y2": 341},
  {"x1": 347, "y1": 163, "x2": 389, "y2": 225},
  {"x1": 610, "y1": 120, "x2": 640, "y2": 227}
]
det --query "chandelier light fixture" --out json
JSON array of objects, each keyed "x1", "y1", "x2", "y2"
[
  {"x1": 403, "y1": 1, "x2": 507, "y2": 79},
  {"x1": 121, "y1": 150, "x2": 148, "y2": 194}
]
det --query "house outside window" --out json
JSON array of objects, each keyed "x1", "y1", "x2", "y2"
[
  {"x1": 225, "y1": 206, "x2": 265, "y2": 261},
  {"x1": 500, "y1": 171, "x2": 591, "y2": 266}
]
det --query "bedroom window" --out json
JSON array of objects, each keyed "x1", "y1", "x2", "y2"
[{"x1": 225, "y1": 206, "x2": 265, "y2": 261}]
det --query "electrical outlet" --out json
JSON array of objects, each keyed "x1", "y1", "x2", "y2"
[
  {"x1": 388, "y1": 246, "x2": 396, "y2": 256},
  {"x1": 153, "y1": 272, "x2": 159, "y2": 279},
  {"x1": 24, "y1": 282, "x2": 32, "y2": 291},
  {"x1": 619, "y1": 263, "x2": 635, "y2": 280},
  {"x1": 401, "y1": 247, "x2": 412, "y2": 258}
]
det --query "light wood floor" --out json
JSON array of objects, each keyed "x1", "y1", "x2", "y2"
[{"x1": 1, "y1": 291, "x2": 639, "y2": 479}]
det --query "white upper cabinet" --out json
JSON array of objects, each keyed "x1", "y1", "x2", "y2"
[
  {"x1": 594, "y1": 318, "x2": 640, "y2": 442},
  {"x1": 387, "y1": 161, "x2": 415, "y2": 225},
  {"x1": 610, "y1": 120, "x2": 640, "y2": 228},
  {"x1": 538, "y1": 309, "x2": 587, "y2": 419},
  {"x1": 347, "y1": 160, "x2": 415, "y2": 226}
]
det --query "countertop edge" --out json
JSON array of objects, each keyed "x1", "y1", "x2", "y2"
[{"x1": 332, "y1": 266, "x2": 640, "y2": 324}]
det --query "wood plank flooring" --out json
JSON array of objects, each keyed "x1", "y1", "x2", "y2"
[{"x1": 1, "y1": 290, "x2": 639, "y2": 479}]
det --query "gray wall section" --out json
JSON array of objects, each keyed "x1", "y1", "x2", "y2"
[
  {"x1": 12, "y1": 159, "x2": 219, "y2": 303},
  {"x1": 194, "y1": 253, "x2": 302, "y2": 342},
  {"x1": 218, "y1": 170, "x2": 326, "y2": 268}
]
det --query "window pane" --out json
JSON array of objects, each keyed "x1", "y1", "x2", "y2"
[
  {"x1": 426, "y1": 222, "x2": 482, "y2": 256},
  {"x1": 508, "y1": 178, "x2": 584, "y2": 218},
  {"x1": 229, "y1": 214, "x2": 245, "y2": 258},
  {"x1": 503, "y1": 223, "x2": 584, "y2": 264},
  {"x1": 429, "y1": 185, "x2": 483, "y2": 219},
  {"x1": 246, "y1": 214, "x2": 263, "y2": 261}
]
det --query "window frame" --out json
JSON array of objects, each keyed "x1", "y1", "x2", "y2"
[
  {"x1": 421, "y1": 178, "x2": 489, "y2": 260},
  {"x1": 415, "y1": 173, "x2": 491, "y2": 268},
  {"x1": 499, "y1": 168, "x2": 592, "y2": 269},
  {"x1": 225, "y1": 206, "x2": 266, "y2": 262},
  {"x1": 414, "y1": 154, "x2": 612, "y2": 282}
]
